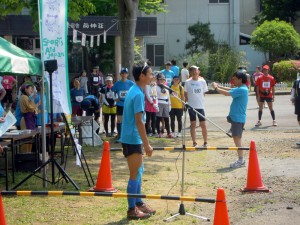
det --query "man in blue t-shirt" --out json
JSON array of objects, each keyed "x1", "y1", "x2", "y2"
[
  {"x1": 112, "y1": 68, "x2": 135, "y2": 140},
  {"x1": 211, "y1": 71, "x2": 249, "y2": 169},
  {"x1": 161, "y1": 61, "x2": 175, "y2": 87},
  {"x1": 170, "y1": 59, "x2": 179, "y2": 77},
  {"x1": 120, "y1": 62, "x2": 155, "y2": 220}
]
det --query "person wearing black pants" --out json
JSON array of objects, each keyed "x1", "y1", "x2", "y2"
[{"x1": 169, "y1": 75, "x2": 184, "y2": 137}]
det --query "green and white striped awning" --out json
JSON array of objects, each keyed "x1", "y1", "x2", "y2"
[{"x1": 0, "y1": 37, "x2": 42, "y2": 76}]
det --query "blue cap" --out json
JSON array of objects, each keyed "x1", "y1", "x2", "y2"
[
  {"x1": 81, "y1": 99, "x2": 91, "y2": 110},
  {"x1": 120, "y1": 67, "x2": 128, "y2": 73}
]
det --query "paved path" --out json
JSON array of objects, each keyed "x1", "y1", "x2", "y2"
[{"x1": 186, "y1": 92, "x2": 296, "y2": 133}]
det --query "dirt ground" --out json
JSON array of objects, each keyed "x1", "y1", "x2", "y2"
[{"x1": 188, "y1": 128, "x2": 300, "y2": 225}]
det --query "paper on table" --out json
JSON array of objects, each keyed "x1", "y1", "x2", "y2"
[{"x1": 0, "y1": 111, "x2": 17, "y2": 137}]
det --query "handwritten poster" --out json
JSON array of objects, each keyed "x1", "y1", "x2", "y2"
[
  {"x1": 38, "y1": 0, "x2": 71, "y2": 114},
  {"x1": 0, "y1": 111, "x2": 17, "y2": 137}
]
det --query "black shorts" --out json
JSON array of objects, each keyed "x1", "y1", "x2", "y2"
[
  {"x1": 117, "y1": 105, "x2": 124, "y2": 116},
  {"x1": 259, "y1": 97, "x2": 273, "y2": 103},
  {"x1": 122, "y1": 143, "x2": 143, "y2": 157},
  {"x1": 2, "y1": 89, "x2": 13, "y2": 103},
  {"x1": 188, "y1": 108, "x2": 206, "y2": 122}
]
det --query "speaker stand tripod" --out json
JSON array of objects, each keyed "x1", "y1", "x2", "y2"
[{"x1": 163, "y1": 94, "x2": 209, "y2": 222}]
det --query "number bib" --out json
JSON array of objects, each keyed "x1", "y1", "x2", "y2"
[
  {"x1": 262, "y1": 81, "x2": 270, "y2": 88},
  {"x1": 119, "y1": 90, "x2": 127, "y2": 98},
  {"x1": 75, "y1": 96, "x2": 83, "y2": 102},
  {"x1": 93, "y1": 77, "x2": 99, "y2": 82},
  {"x1": 192, "y1": 88, "x2": 202, "y2": 94}
]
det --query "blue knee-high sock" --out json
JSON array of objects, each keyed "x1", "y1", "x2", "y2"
[
  {"x1": 127, "y1": 179, "x2": 138, "y2": 210},
  {"x1": 135, "y1": 164, "x2": 144, "y2": 204}
]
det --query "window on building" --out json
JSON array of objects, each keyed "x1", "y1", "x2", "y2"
[
  {"x1": 209, "y1": 0, "x2": 229, "y2": 3},
  {"x1": 146, "y1": 44, "x2": 164, "y2": 67}
]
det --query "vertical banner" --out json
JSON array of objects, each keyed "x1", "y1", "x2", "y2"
[
  {"x1": 90, "y1": 35, "x2": 94, "y2": 48},
  {"x1": 103, "y1": 30, "x2": 107, "y2": 43},
  {"x1": 97, "y1": 35, "x2": 100, "y2": 46},
  {"x1": 73, "y1": 29, "x2": 77, "y2": 43},
  {"x1": 39, "y1": 0, "x2": 71, "y2": 114},
  {"x1": 81, "y1": 33, "x2": 86, "y2": 47}
]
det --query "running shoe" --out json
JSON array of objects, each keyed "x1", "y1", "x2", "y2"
[
  {"x1": 136, "y1": 203, "x2": 156, "y2": 215},
  {"x1": 167, "y1": 133, "x2": 175, "y2": 138},
  {"x1": 230, "y1": 160, "x2": 246, "y2": 168},
  {"x1": 273, "y1": 120, "x2": 278, "y2": 126},
  {"x1": 127, "y1": 207, "x2": 151, "y2": 220},
  {"x1": 255, "y1": 121, "x2": 262, "y2": 127}
]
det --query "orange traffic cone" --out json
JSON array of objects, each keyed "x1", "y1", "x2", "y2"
[
  {"x1": 213, "y1": 188, "x2": 230, "y2": 225},
  {"x1": 91, "y1": 141, "x2": 117, "y2": 192},
  {"x1": 0, "y1": 195, "x2": 7, "y2": 225},
  {"x1": 242, "y1": 140, "x2": 270, "y2": 193}
]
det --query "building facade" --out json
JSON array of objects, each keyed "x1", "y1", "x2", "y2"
[{"x1": 141, "y1": 0, "x2": 298, "y2": 72}]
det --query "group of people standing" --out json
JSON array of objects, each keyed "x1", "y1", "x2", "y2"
[{"x1": 70, "y1": 66, "x2": 134, "y2": 140}]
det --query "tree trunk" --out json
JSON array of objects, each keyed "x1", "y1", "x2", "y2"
[{"x1": 118, "y1": 0, "x2": 139, "y2": 80}]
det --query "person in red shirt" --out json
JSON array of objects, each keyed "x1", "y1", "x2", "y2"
[
  {"x1": 255, "y1": 65, "x2": 277, "y2": 127},
  {"x1": 252, "y1": 66, "x2": 266, "y2": 108},
  {"x1": 1, "y1": 75, "x2": 17, "y2": 111}
]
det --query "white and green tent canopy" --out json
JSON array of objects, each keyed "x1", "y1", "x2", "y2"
[{"x1": 0, "y1": 37, "x2": 42, "y2": 76}]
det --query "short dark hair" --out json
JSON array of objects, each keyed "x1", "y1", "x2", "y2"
[
  {"x1": 233, "y1": 71, "x2": 247, "y2": 84},
  {"x1": 183, "y1": 62, "x2": 188, "y2": 67},
  {"x1": 171, "y1": 59, "x2": 176, "y2": 65},
  {"x1": 132, "y1": 61, "x2": 150, "y2": 81}
]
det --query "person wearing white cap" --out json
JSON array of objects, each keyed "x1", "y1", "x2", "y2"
[
  {"x1": 184, "y1": 65, "x2": 208, "y2": 147},
  {"x1": 100, "y1": 76, "x2": 117, "y2": 137}
]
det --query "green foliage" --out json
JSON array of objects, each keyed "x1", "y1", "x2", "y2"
[
  {"x1": 89, "y1": 0, "x2": 117, "y2": 16},
  {"x1": 184, "y1": 21, "x2": 248, "y2": 82},
  {"x1": 251, "y1": 19, "x2": 300, "y2": 60},
  {"x1": 185, "y1": 22, "x2": 217, "y2": 54},
  {"x1": 0, "y1": 0, "x2": 30, "y2": 16},
  {"x1": 176, "y1": 52, "x2": 209, "y2": 79},
  {"x1": 209, "y1": 44, "x2": 248, "y2": 82},
  {"x1": 139, "y1": 0, "x2": 167, "y2": 15},
  {"x1": 272, "y1": 60, "x2": 300, "y2": 81},
  {"x1": 252, "y1": 0, "x2": 300, "y2": 26},
  {"x1": 0, "y1": 0, "x2": 96, "y2": 31},
  {"x1": 134, "y1": 38, "x2": 143, "y2": 63}
]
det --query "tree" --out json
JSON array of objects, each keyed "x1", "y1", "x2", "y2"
[
  {"x1": 0, "y1": 0, "x2": 96, "y2": 29},
  {"x1": 250, "y1": 19, "x2": 300, "y2": 61},
  {"x1": 252, "y1": 0, "x2": 300, "y2": 26},
  {"x1": 185, "y1": 22, "x2": 217, "y2": 55},
  {"x1": 116, "y1": 0, "x2": 166, "y2": 79},
  {"x1": 0, "y1": 0, "x2": 166, "y2": 79}
]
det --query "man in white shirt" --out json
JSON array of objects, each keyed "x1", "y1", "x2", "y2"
[
  {"x1": 184, "y1": 65, "x2": 208, "y2": 147},
  {"x1": 180, "y1": 61, "x2": 189, "y2": 87}
]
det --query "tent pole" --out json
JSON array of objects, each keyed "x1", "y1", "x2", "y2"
[{"x1": 41, "y1": 71, "x2": 47, "y2": 187}]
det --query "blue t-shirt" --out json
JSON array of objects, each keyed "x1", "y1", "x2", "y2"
[
  {"x1": 35, "y1": 93, "x2": 49, "y2": 126},
  {"x1": 170, "y1": 65, "x2": 180, "y2": 76},
  {"x1": 112, "y1": 79, "x2": 135, "y2": 107},
  {"x1": 84, "y1": 95, "x2": 100, "y2": 111},
  {"x1": 229, "y1": 85, "x2": 249, "y2": 123},
  {"x1": 14, "y1": 99, "x2": 21, "y2": 127},
  {"x1": 70, "y1": 88, "x2": 85, "y2": 106},
  {"x1": 120, "y1": 84, "x2": 145, "y2": 145},
  {"x1": 161, "y1": 69, "x2": 175, "y2": 86}
]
